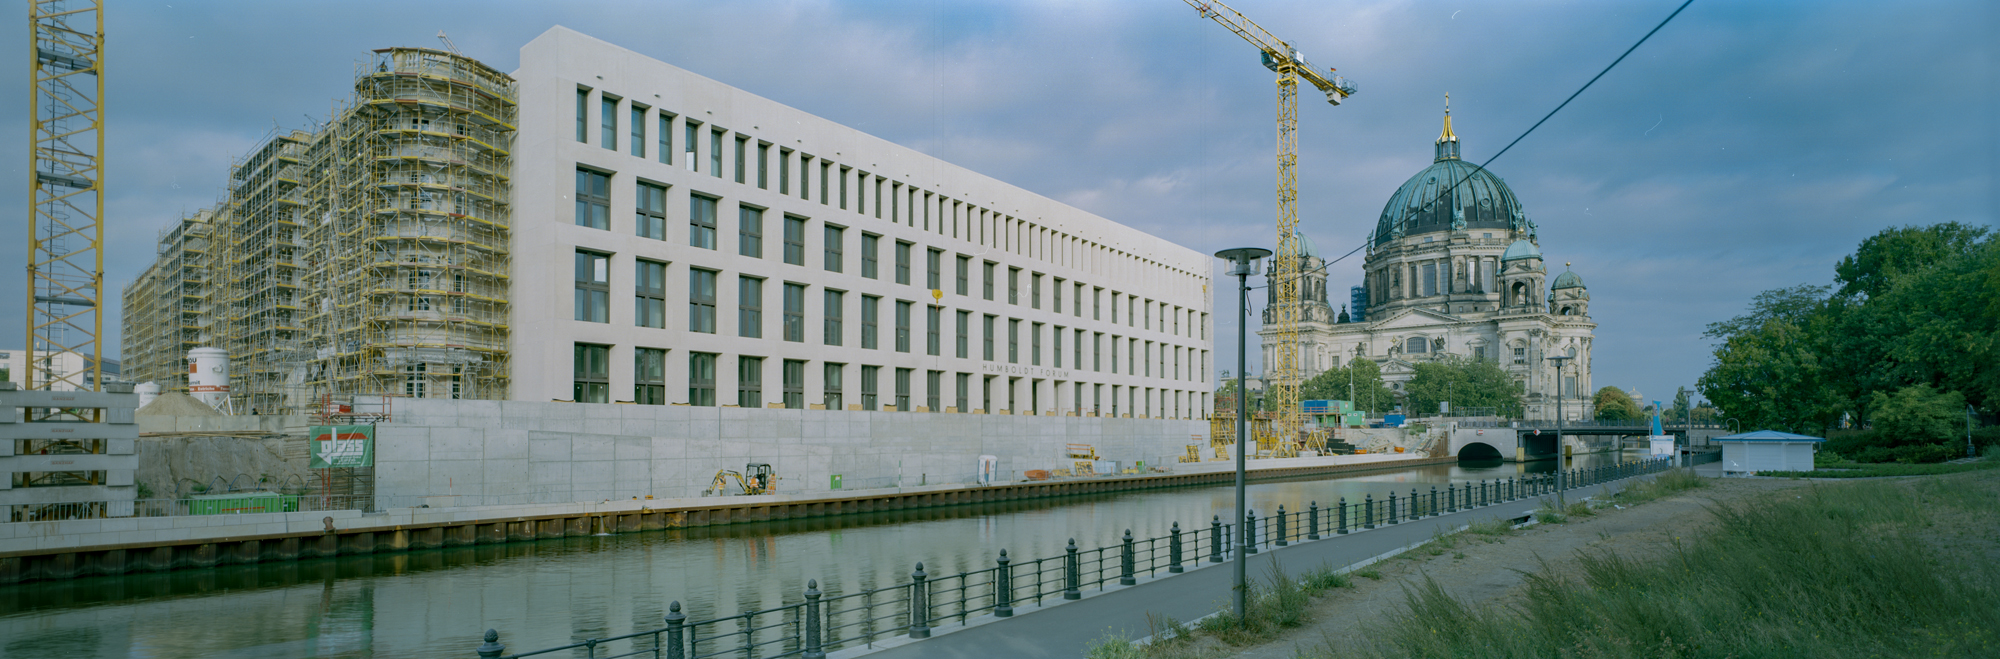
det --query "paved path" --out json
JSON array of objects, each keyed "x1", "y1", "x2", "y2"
[{"x1": 845, "y1": 471, "x2": 1662, "y2": 659}]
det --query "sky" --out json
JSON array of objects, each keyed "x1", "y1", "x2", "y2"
[{"x1": 0, "y1": 0, "x2": 1992, "y2": 407}]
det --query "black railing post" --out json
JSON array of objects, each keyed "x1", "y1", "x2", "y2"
[
  {"x1": 803, "y1": 580, "x2": 826, "y2": 659},
  {"x1": 1338, "y1": 497, "x2": 1349, "y2": 534},
  {"x1": 1364, "y1": 493, "x2": 1376, "y2": 529},
  {"x1": 995, "y1": 550, "x2": 1014, "y2": 617},
  {"x1": 477, "y1": 629, "x2": 505, "y2": 659},
  {"x1": 1275, "y1": 505, "x2": 1289, "y2": 547},
  {"x1": 665, "y1": 602, "x2": 686, "y2": 659},
  {"x1": 1209, "y1": 516, "x2": 1224, "y2": 563},
  {"x1": 1169, "y1": 523, "x2": 1184, "y2": 573},
  {"x1": 1387, "y1": 491, "x2": 1398, "y2": 524},
  {"x1": 1063, "y1": 539, "x2": 1081, "y2": 599},
  {"x1": 1448, "y1": 483, "x2": 1457, "y2": 512},
  {"x1": 1308, "y1": 502, "x2": 1321, "y2": 540},
  {"x1": 1120, "y1": 530, "x2": 1137, "y2": 586},
  {"x1": 1429, "y1": 486, "x2": 1438, "y2": 517},
  {"x1": 1410, "y1": 489, "x2": 1419, "y2": 521},
  {"x1": 910, "y1": 562, "x2": 931, "y2": 638},
  {"x1": 1508, "y1": 477, "x2": 1516, "y2": 500},
  {"x1": 1244, "y1": 509, "x2": 1259, "y2": 554}
]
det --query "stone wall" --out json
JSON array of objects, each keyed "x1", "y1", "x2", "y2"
[{"x1": 374, "y1": 399, "x2": 1209, "y2": 504}]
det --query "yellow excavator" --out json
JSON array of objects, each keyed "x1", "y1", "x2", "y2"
[{"x1": 703, "y1": 463, "x2": 777, "y2": 496}]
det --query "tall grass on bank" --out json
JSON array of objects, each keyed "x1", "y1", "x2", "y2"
[
  {"x1": 1332, "y1": 475, "x2": 2000, "y2": 658},
  {"x1": 1089, "y1": 561, "x2": 1354, "y2": 658},
  {"x1": 1763, "y1": 458, "x2": 2000, "y2": 479}
]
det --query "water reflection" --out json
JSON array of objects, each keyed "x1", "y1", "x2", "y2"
[{"x1": 0, "y1": 452, "x2": 1639, "y2": 657}]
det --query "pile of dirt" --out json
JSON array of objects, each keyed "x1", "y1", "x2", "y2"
[{"x1": 137, "y1": 391, "x2": 223, "y2": 417}]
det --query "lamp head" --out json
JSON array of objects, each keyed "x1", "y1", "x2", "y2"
[{"x1": 1215, "y1": 247, "x2": 1272, "y2": 277}]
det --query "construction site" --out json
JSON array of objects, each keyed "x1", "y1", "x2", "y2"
[{"x1": 119, "y1": 48, "x2": 516, "y2": 414}]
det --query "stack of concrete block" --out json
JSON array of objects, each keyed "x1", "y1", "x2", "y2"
[{"x1": 0, "y1": 381, "x2": 140, "y2": 518}]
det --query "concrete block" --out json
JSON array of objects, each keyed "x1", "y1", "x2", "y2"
[
  {"x1": 482, "y1": 459, "x2": 528, "y2": 490},
  {"x1": 582, "y1": 417, "x2": 622, "y2": 435},
  {"x1": 430, "y1": 427, "x2": 484, "y2": 461},
  {"x1": 429, "y1": 460, "x2": 485, "y2": 491},
  {"x1": 529, "y1": 435, "x2": 573, "y2": 462},
  {"x1": 649, "y1": 436, "x2": 686, "y2": 460},
  {"x1": 613, "y1": 459, "x2": 650, "y2": 485},
  {"x1": 621, "y1": 418, "x2": 665, "y2": 436},
  {"x1": 529, "y1": 461, "x2": 570, "y2": 487},
  {"x1": 570, "y1": 461, "x2": 617, "y2": 487},
  {"x1": 376, "y1": 426, "x2": 431, "y2": 462},
  {"x1": 484, "y1": 429, "x2": 532, "y2": 460},
  {"x1": 614, "y1": 436, "x2": 651, "y2": 461},
  {"x1": 572, "y1": 436, "x2": 613, "y2": 461}
]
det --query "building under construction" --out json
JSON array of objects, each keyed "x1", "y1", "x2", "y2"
[{"x1": 118, "y1": 209, "x2": 217, "y2": 392}]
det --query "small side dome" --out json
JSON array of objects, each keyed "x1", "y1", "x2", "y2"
[
  {"x1": 1285, "y1": 230, "x2": 1318, "y2": 259},
  {"x1": 1500, "y1": 240, "x2": 1541, "y2": 263},
  {"x1": 1552, "y1": 270, "x2": 1585, "y2": 290}
]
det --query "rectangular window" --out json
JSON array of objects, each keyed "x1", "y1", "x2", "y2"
[
  {"x1": 784, "y1": 283, "x2": 806, "y2": 342},
  {"x1": 636, "y1": 181, "x2": 666, "y2": 240},
  {"x1": 824, "y1": 363, "x2": 845, "y2": 409},
  {"x1": 575, "y1": 168, "x2": 609, "y2": 230},
  {"x1": 860, "y1": 365, "x2": 879, "y2": 410},
  {"x1": 1093, "y1": 287, "x2": 1102, "y2": 320},
  {"x1": 1073, "y1": 329, "x2": 1083, "y2": 371},
  {"x1": 1075, "y1": 283, "x2": 1084, "y2": 317},
  {"x1": 1031, "y1": 273, "x2": 1042, "y2": 309},
  {"x1": 1144, "y1": 342, "x2": 1153, "y2": 377},
  {"x1": 601, "y1": 96, "x2": 618, "y2": 150},
  {"x1": 820, "y1": 162, "x2": 831, "y2": 206},
  {"x1": 735, "y1": 135, "x2": 748, "y2": 184},
  {"x1": 689, "y1": 352, "x2": 717, "y2": 406},
  {"x1": 1111, "y1": 336, "x2": 1120, "y2": 372},
  {"x1": 783, "y1": 359, "x2": 805, "y2": 409},
  {"x1": 779, "y1": 148, "x2": 792, "y2": 194},
  {"x1": 684, "y1": 121, "x2": 699, "y2": 171},
  {"x1": 858, "y1": 295, "x2": 881, "y2": 349},
  {"x1": 839, "y1": 166, "x2": 850, "y2": 209},
  {"x1": 738, "y1": 205, "x2": 763, "y2": 258},
  {"x1": 926, "y1": 249, "x2": 942, "y2": 290},
  {"x1": 573, "y1": 343, "x2": 609, "y2": 403},
  {"x1": 956, "y1": 255, "x2": 970, "y2": 295},
  {"x1": 895, "y1": 241, "x2": 912, "y2": 285},
  {"x1": 926, "y1": 371, "x2": 941, "y2": 412},
  {"x1": 1094, "y1": 332, "x2": 1103, "y2": 371},
  {"x1": 576, "y1": 88, "x2": 589, "y2": 143},
  {"x1": 737, "y1": 276, "x2": 762, "y2": 338},
  {"x1": 956, "y1": 372, "x2": 970, "y2": 412},
  {"x1": 824, "y1": 226, "x2": 845, "y2": 272},
  {"x1": 1007, "y1": 267, "x2": 1020, "y2": 305},
  {"x1": 1052, "y1": 326, "x2": 1062, "y2": 368},
  {"x1": 738, "y1": 356, "x2": 763, "y2": 408},
  {"x1": 983, "y1": 262, "x2": 996, "y2": 300},
  {"x1": 756, "y1": 142, "x2": 769, "y2": 189},
  {"x1": 1513, "y1": 347, "x2": 1526, "y2": 364},
  {"x1": 1008, "y1": 319, "x2": 1020, "y2": 364},
  {"x1": 1144, "y1": 301, "x2": 1151, "y2": 330},
  {"x1": 783, "y1": 216, "x2": 806, "y2": 265},
  {"x1": 1052, "y1": 278, "x2": 1063, "y2": 313},
  {"x1": 925, "y1": 305, "x2": 941, "y2": 356},
  {"x1": 894, "y1": 368, "x2": 911, "y2": 411},
  {"x1": 689, "y1": 194, "x2": 718, "y2": 249},
  {"x1": 710, "y1": 127, "x2": 724, "y2": 177},
  {"x1": 689, "y1": 269, "x2": 717, "y2": 333},
  {"x1": 631, "y1": 105, "x2": 646, "y2": 157},
  {"x1": 861, "y1": 234, "x2": 880, "y2": 279},
  {"x1": 1423, "y1": 263, "x2": 1437, "y2": 297},
  {"x1": 822, "y1": 289, "x2": 847, "y2": 345},
  {"x1": 1031, "y1": 322, "x2": 1042, "y2": 366},
  {"x1": 955, "y1": 310, "x2": 970, "y2": 358},
  {"x1": 895, "y1": 300, "x2": 912, "y2": 353},
  {"x1": 668, "y1": 113, "x2": 684, "y2": 164},
  {"x1": 636, "y1": 259, "x2": 667, "y2": 329},
  {"x1": 574, "y1": 251, "x2": 609, "y2": 323},
  {"x1": 983, "y1": 314, "x2": 996, "y2": 361},
  {"x1": 635, "y1": 347, "x2": 667, "y2": 405}
]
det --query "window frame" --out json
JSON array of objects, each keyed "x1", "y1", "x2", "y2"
[
  {"x1": 737, "y1": 355, "x2": 763, "y2": 408},
  {"x1": 689, "y1": 352, "x2": 717, "y2": 406},
  {"x1": 860, "y1": 295, "x2": 880, "y2": 349},
  {"x1": 574, "y1": 250, "x2": 610, "y2": 323},
  {"x1": 689, "y1": 193, "x2": 718, "y2": 249},
  {"x1": 636, "y1": 180, "x2": 667, "y2": 240},
  {"x1": 783, "y1": 215, "x2": 807, "y2": 266},
  {"x1": 823, "y1": 289, "x2": 845, "y2": 346},
  {"x1": 636, "y1": 259, "x2": 667, "y2": 329},
  {"x1": 738, "y1": 205, "x2": 764, "y2": 258},
  {"x1": 575, "y1": 168, "x2": 610, "y2": 230},
  {"x1": 784, "y1": 282, "x2": 806, "y2": 343},
  {"x1": 573, "y1": 343, "x2": 610, "y2": 403},
  {"x1": 737, "y1": 275, "x2": 763, "y2": 339},
  {"x1": 689, "y1": 268, "x2": 718, "y2": 333},
  {"x1": 635, "y1": 347, "x2": 667, "y2": 405},
  {"x1": 824, "y1": 225, "x2": 845, "y2": 272}
]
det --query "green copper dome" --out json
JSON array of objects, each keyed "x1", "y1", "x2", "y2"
[
  {"x1": 1372, "y1": 108, "x2": 1525, "y2": 247},
  {"x1": 1501, "y1": 239, "x2": 1541, "y2": 263},
  {"x1": 1552, "y1": 270, "x2": 1585, "y2": 289}
]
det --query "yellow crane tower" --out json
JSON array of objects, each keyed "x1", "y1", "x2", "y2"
[
  {"x1": 26, "y1": 0, "x2": 106, "y2": 406},
  {"x1": 1184, "y1": 0, "x2": 1353, "y2": 452}
]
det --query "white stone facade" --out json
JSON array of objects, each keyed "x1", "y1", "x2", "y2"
[{"x1": 508, "y1": 28, "x2": 1213, "y2": 419}]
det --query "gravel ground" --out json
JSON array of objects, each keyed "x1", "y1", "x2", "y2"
[{"x1": 1223, "y1": 476, "x2": 1814, "y2": 659}]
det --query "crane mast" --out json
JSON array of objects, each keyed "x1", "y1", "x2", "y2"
[
  {"x1": 1185, "y1": 0, "x2": 1352, "y2": 450},
  {"x1": 26, "y1": 0, "x2": 105, "y2": 405}
]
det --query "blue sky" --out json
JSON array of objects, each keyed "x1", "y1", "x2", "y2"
[{"x1": 1, "y1": 0, "x2": 1992, "y2": 406}]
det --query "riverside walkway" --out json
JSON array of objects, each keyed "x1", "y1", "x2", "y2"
[{"x1": 851, "y1": 471, "x2": 1662, "y2": 659}]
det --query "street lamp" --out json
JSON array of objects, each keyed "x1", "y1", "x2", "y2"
[
  {"x1": 1546, "y1": 354, "x2": 1574, "y2": 508},
  {"x1": 1215, "y1": 246, "x2": 1269, "y2": 627}
]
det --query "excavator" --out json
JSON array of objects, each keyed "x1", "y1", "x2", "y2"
[{"x1": 703, "y1": 463, "x2": 778, "y2": 496}]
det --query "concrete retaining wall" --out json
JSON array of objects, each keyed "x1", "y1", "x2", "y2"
[{"x1": 376, "y1": 398, "x2": 1210, "y2": 504}]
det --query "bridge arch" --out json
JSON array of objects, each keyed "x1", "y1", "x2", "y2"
[{"x1": 1458, "y1": 442, "x2": 1503, "y2": 461}]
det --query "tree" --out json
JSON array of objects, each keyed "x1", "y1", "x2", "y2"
[
  {"x1": 1298, "y1": 358, "x2": 1397, "y2": 415},
  {"x1": 1401, "y1": 356, "x2": 1522, "y2": 418},
  {"x1": 1868, "y1": 384, "x2": 1965, "y2": 446},
  {"x1": 1698, "y1": 312, "x2": 1843, "y2": 433},
  {"x1": 1667, "y1": 387, "x2": 1694, "y2": 423},
  {"x1": 1593, "y1": 386, "x2": 1642, "y2": 421},
  {"x1": 1835, "y1": 222, "x2": 1990, "y2": 299}
]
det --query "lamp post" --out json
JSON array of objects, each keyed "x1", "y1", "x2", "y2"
[
  {"x1": 1546, "y1": 355, "x2": 1574, "y2": 507},
  {"x1": 1215, "y1": 246, "x2": 1269, "y2": 627}
]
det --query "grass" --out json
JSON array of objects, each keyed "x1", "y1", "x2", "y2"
[
  {"x1": 1318, "y1": 470, "x2": 2000, "y2": 659},
  {"x1": 1089, "y1": 560, "x2": 1358, "y2": 658},
  {"x1": 1762, "y1": 458, "x2": 2000, "y2": 479}
]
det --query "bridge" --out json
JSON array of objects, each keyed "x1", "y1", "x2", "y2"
[{"x1": 1445, "y1": 420, "x2": 1732, "y2": 462}]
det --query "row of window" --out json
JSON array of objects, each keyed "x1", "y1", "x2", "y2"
[
  {"x1": 577, "y1": 166, "x2": 1208, "y2": 340},
  {"x1": 573, "y1": 343, "x2": 1207, "y2": 417},
  {"x1": 576, "y1": 250, "x2": 1208, "y2": 380},
  {"x1": 573, "y1": 87, "x2": 1204, "y2": 303}
]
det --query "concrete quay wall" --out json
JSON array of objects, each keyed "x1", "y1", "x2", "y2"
[
  {"x1": 375, "y1": 398, "x2": 1212, "y2": 504},
  {"x1": 0, "y1": 454, "x2": 1452, "y2": 585}
]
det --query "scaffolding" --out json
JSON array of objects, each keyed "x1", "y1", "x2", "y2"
[{"x1": 120, "y1": 209, "x2": 216, "y2": 392}]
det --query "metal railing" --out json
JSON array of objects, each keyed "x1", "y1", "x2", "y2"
[
  {"x1": 5, "y1": 494, "x2": 376, "y2": 523},
  {"x1": 1456, "y1": 419, "x2": 1731, "y2": 431},
  {"x1": 476, "y1": 457, "x2": 1672, "y2": 658}
]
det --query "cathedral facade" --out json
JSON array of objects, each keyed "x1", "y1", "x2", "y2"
[{"x1": 1258, "y1": 107, "x2": 1596, "y2": 421}]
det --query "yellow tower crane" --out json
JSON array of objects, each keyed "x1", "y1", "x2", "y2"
[
  {"x1": 26, "y1": 0, "x2": 106, "y2": 406},
  {"x1": 1184, "y1": 0, "x2": 1353, "y2": 453}
]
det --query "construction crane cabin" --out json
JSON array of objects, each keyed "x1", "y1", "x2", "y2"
[{"x1": 1185, "y1": 0, "x2": 1354, "y2": 454}]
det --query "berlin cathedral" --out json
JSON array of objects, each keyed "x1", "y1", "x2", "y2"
[{"x1": 1256, "y1": 105, "x2": 1596, "y2": 421}]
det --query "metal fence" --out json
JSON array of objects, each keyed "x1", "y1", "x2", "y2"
[
  {"x1": 476, "y1": 456, "x2": 1673, "y2": 659},
  {"x1": 5, "y1": 493, "x2": 377, "y2": 523}
]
